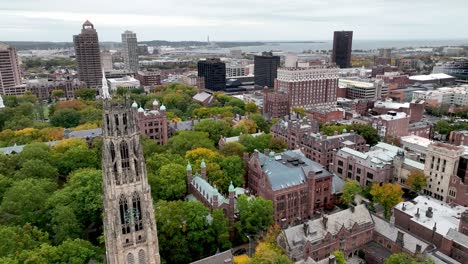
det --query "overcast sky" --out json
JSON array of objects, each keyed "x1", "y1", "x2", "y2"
[{"x1": 1, "y1": 0, "x2": 467, "y2": 42}]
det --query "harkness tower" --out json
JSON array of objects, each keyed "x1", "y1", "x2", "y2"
[{"x1": 101, "y1": 96, "x2": 161, "y2": 264}]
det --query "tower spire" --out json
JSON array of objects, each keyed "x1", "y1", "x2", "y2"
[{"x1": 101, "y1": 69, "x2": 111, "y2": 99}]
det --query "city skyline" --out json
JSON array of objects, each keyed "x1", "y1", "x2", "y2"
[{"x1": 1, "y1": 0, "x2": 468, "y2": 41}]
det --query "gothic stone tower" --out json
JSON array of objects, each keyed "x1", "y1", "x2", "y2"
[{"x1": 102, "y1": 99, "x2": 161, "y2": 264}]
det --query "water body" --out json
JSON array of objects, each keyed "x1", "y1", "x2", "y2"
[{"x1": 193, "y1": 39, "x2": 468, "y2": 54}]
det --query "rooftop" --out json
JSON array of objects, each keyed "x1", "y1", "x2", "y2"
[
  {"x1": 401, "y1": 135, "x2": 433, "y2": 148},
  {"x1": 374, "y1": 99, "x2": 410, "y2": 110},
  {"x1": 394, "y1": 196, "x2": 468, "y2": 237},
  {"x1": 409, "y1": 73, "x2": 455, "y2": 81},
  {"x1": 257, "y1": 149, "x2": 331, "y2": 191},
  {"x1": 378, "y1": 111, "x2": 408, "y2": 121}
]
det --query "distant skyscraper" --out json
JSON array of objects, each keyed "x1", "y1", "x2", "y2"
[
  {"x1": 197, "y1": 58, "x2": 226, "y2": 91},
  {"x1": 332, "y1": 31, "x2": 353, "y2": 69},
  {"x1": 101, "y1": 51, "x2": 113, "y2": 71},
  {"x1": 0, "y1": 43, "x2": 22, "y2": 96},
  {"x1": 73, "y1": 20, "x2": 102, "y2": 89},
  {"x1": 254, "y1": 52, "x2": 280, "y2": 88},
  {"x1": 121, "y1": 30, "x2": 139, "y2": 73}
]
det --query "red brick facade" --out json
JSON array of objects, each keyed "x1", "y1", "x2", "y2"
[{"x1": 135, "y1": 102, "x2": 168, "y2": 145}]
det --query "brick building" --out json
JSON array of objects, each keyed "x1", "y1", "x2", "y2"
[
  {"x1": 393, "y1": 196, "x2": 468, "y2": 263},
  {"x1": 277, "y1": 205, "x2": 374, "y2": 262},
  {"x1": 263, "y1": 89, "x2": 290, "y2": 118},
  {"x1": 270, "y1": 117, "x2": 320, "y2": 149},
  {"x1": 133, "y1": 100, "x2": 168, "y2": 145},
  {"x1": 26, "y1": 77, "x2": 87, "y2": 100},
  {"x1": 274, "y1": 66, "x2": 339, "y2": 109},
  {"x1": 372, "y1": 99, "x2": 424, "y2": 123},
  {"x1": 376, "y1": 72, "x2": 410, "y2": 90},
  {"x1": 0, "y1": 43, "x2": 22, "y2": 96},
  {"x1": 135, "y1": 71, "x2": 161, "y2": 86},
  {"x1": 449, "y1": 130, "x2": 468, "y2": 146},
  {"x1": 371, "y1": 111, "x2": 410, "y2": 139},
  {"x1": 73, "y1": 20, "x2": 102, "y2": 89},
  {"x1": 306, "y1": 106, "x2": 344, "y2": 124},
  {"x1": 245, "y1": 149, "x2": 337, "y2": 226}
]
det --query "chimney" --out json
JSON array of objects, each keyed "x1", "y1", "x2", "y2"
[
  {"x1": 415, "y1": 208, "x2": 420, "y2": 218},
  {"x1": 415, "y1": 244, "x2": 422, "y2": 254},
  {"x1": 432, "y1": 222, "x2": 437, "y2": 238},
  {"x1": 264, "y1": 148, "x2": 270, "y2": 156},
  {"x1": 322, "y1": 215, "x2": 328, "y2": 228},
  {"x1": 426, "y1": 207, "x2": 433, "y2": 218},
  {"x1": 303, "y1": 222, "x2": 309, "y2": 236},
  {"x1": 402, "y1": 203, "x2": 406, "y2": 211},
  {"x1": 334, "y1": 131, "x2": 338, "y2": 136},
  {"x1": 350, "y1": 205, "x2": 355, "y2": 213},
  {"x1": 328, "y1": 255, "x2": 336, "y2": 264},
  {"x1": 64, "y1": 128, "x2": 71, "y2": 139}
]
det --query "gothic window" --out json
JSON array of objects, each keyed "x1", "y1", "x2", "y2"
[
  {"x1": 134, "y1": 159, "x2": 141, "y2": 181},
  {"x1": 138, "y1": 250, "x2": 146, "y2": 264},
  {"x1": 127, "y1": 253, "x2": 134, "y2": 264},
  {"x1": 114, "y1": 163, "x2": 120, "y2": 185},
  {"x1": 110, "y1": 141, "x2": 116, "y2": 161},
  {"x1": 119, "y1": 195, "x2": 130, "y2": 234},
  {"x1": 132, "y1": 192, "x2": 143, "y2": 231},
  {"x1": 115, "y1": 114, "x2": 120, "y2": 135},
  {"x1": 106, "y1": 114, "x2": 111, "y2": 134},
  {"x1": 123, "y1": 113, "x2": 128, "y2": 133},
  {"x1": 121, "y1": 141, "x2": 130, "y2": 169}
]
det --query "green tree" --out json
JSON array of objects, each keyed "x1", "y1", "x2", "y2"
[
  {"x1": 341, "y1": 180, "x2": 362, "y2": 205},
  {"x1": 220, "y1": 142, "x2": 246, "y2": 157},
  {"x1": 332, "y1": 250, "x2": 346, "y2": 264},
  {"x1": 0, "y1": 224, "x2": 49, "y2": 258},
  {"x1": 194, "y1": 119, "x2": 232, "y2": 143},
  {"x1": 250, "y1": 114, "x2": 269, "y2": 132},
  {"x1": 384, "y1": 253, "x2": 434, "y2": 264},
  {"x1": 146, "y1": 152, "x2": 185, "y2": 174},
  {"x1": 47, "y1": 169, "x2": 103, "y2": 237},
  {"x1": 218, "y1": 155, "x2": 245, "y2": 193},
  {"x1": 15, "y1": 159, "x2": 59, "y2": 180},
  {"x1": 51, "y1": 89, "x2": 65, "y2": 99},
  {"x1": 435, "y1": 120, "x2": 453, "y2": 136},
  {"x1": 0, "y1": 175, "x2": 12, "y2": 203},
  {"x1": 50, "y1": 205, "x2": 83, "y2": 244},
  {"x1": 0, "y1": 178, "x2": 57, "y2": 226},
  {"x1": 370, "y1": 183, "x2": 404, "y2": 219},
  {"x1": 54, "y1": 146, "x2": 98, "y2": 176},
  {"x1": 148, "y1": 164, "x2": 187, "y2": 201},
  {"x1": 292, "y1": 107, "x2": 306, "y2": 118},
  {"x1": 156, "y1": 200, "x2": 229, "y2": 263},
  {"x1": 268, "y1": 137, "x2": 287, "y2": 152},
  {"x1": 239, "y1": 134, "x2": 272, "y2": 153},
  {"x1": 236, "y1": 195, "x2": 274, "y2": 240},
  {"x1": 406, "y1": 170, "x2": 427, "y2": 193},
  {"x1": 78, "y1": 106, "x2": 102, "y2": 124},
  {"x1": 75, "y1": 88, "x2": 96, "y2": 101},
  {"x1": 350, "y1": 123, "x2": 380, "y2": 146},
  {"x1": 245, "y1": 102, "x2": 258, "y2": 113},
  {"x1": 210, "y1": 209, "x2": 232, "y2": 251},
  {"x1": 50, "y1": 108, "x2": 81, "y2": 128},
  {"x1": 167, "y1": 131, "x2": 215, "y2": 155},
  {"x1": 17, "y1": 143, "x2": 52, "y2": 166}
]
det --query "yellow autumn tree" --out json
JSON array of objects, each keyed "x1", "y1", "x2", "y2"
[
  {"x1": 39, "y1": 127, "x2": 64, "y2": 141},
  {"x1": 52, "y1": 138, "x2": 88, "y2": 153},
  {"x1": 234, "y1": 255, "x2": 251, "y2": 264},
  {"x1": 370, "y1": 183, "x2": 404, "y2": 219},
  {"x1": 72, "y1": 122, "x2": 100, "y2": 131},
  {"x1": 185, "y1": 148, "x2": 223, "y2": 164},
  {"x1": 234, "y1": 119, "x2": 258, "y2": 134}
]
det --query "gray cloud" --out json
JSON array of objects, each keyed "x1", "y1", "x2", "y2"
[{"x1": 0, "y1": 0, "x2": 467, "y2": 41}]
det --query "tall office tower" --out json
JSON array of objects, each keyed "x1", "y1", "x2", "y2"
[
  {"x1": 101, "y1": 51, "x2": 113, "y2": 71},
  {"x1": 101, "y1": 99, "x2": 161, "y2": 264},
  {"x1": 275, "y1": 66, "x2": 339, "y2": 109},
  {"x1": 332, "y1": 31, "x2": 353, "y2": 69},
  {"x1": 379, "y1": 48, "x2": 392, "y2": 58},
  {"x1": 73, "y1": 20, "x2": 103, "y2": 89},
  {"x1": 0, "y1": 43, "x2": 22, "y2": 95},
  {"x1": 197, "y1": 58, "x2": 226, "y2": 91},
  {"x1": 122, "y1": 30, "x2": 139, "y2": 73},
  {"x1": 284, "y1": 53, "x2": 298, "y2": 68},
  {"x1": 254, "y1": 52, "x2": 280, "y2": 88}
]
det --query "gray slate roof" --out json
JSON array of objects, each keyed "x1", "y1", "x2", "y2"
[
  {"x1": 190, "y1": 250, "x2": 233, "y2": 264},
  {"x1": 258, "y1": 150, "x2": 331, "y2": 191}
]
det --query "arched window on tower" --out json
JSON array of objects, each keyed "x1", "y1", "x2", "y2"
[
  {"x1": 123, "y1": 113, "x2": 128, "y2": 134},
  {"x1": 119, "y1": 195, "x2": 130, "y2": 234},
  {"x1": 132, "y1": 192, "x2": 143, "y2": 231},
  {"x1": 105, "y1": 114, "x2": 111, "y2": 134},
  {"x1": 127, "y1": 253, "x2": 135, "y2": 264},
  {"x1": 114, "y1": 114, "x2": 121, "y2": 136},
  {"x1": 134, "y1": 159, "x2": 140, "y2": 181},
  {"x1": 138, "y1": 250, "x2": 146, "y2": 264},
  {"x1": 110, "y1": 141, "x2": 116, "y2": 161},
  {"x1": 120, "y1": 141, "x2": 130, "y2": 168}
]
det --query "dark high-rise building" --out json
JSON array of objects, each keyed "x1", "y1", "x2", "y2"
[
  {"x1": 197, "y1": 58, "x2": 226, "y2": 91},
  {"x1": 0, "y1": 43, "x2": 22, "y2": 96},
  {"x1": 73, "y1": 20, "x2": 102, "y2": 89},
  {"x1": 332, "y1": 31, "x2": 353, "y2": 69},
  {"x1": 254, "y1": 52, "x2": 280, "y2": 88}
]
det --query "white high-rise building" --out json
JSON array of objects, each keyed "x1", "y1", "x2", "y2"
[
  {"x1": 101, "y1": 51, "x2": 113, "y2": 71},
  {"x1": 121, "y1": 30, "x2": 139, "y2": 73},
  {"x1": 284, "y1": 53, "x2": 298, "y2": 68}
]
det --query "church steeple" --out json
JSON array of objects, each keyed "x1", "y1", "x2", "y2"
[{"x1": 102, "y1": 99, "x2": 160, "y2": 264}]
